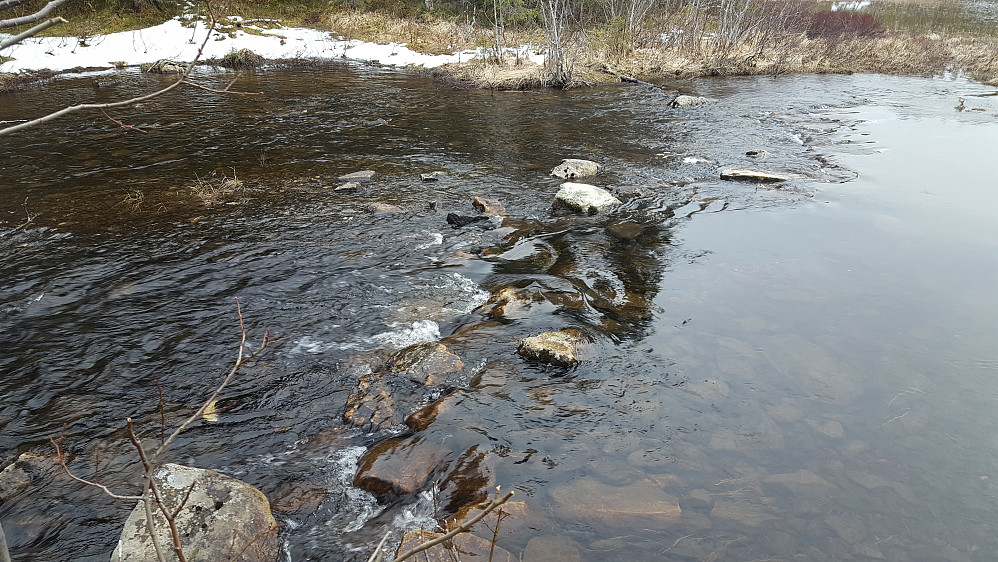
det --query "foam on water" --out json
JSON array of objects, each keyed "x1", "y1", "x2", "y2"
[{"x1": 369, "y1": 319, "x2": 441, "y2": 349}]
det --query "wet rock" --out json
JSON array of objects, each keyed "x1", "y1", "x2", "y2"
[
  {"x1": 0, "y1": 452, "x2": 65, "y2": 502},
  {"x1": 710, "y1": 499, "x2": 779, "y2": 527},
  {"x1": 606, "y1": 220, "x2": 644, "y2": 239},
  {"x1": 389, "y1": 341, "x2": 464, "y2": 386},
  {"x1": 669, "y1": 94, "x2": 714, "y2": 108},
  {"x1": 552, "y1": 478, "x2": 681, "y2": 528},
  {"x1": 490, "y1": 239, "x2": 558, "y2": 272},
  {"x1": 807, "y1": 418, "x2": 845, "y2": 439},
  {"x1": 824, "y1": 512, "x2": 868, "y2": 543},
  {"x1": 354, "y1": 436, "x2": 451, "y2": 500},
  {"x1": 746, "y1": 148, "x2": 769, "y2": 158},
  {"x1": 763, "y1": 470, "x2": 837, "y2": 499},
  {"x1": 472, "y1": 196, "x2": 506, "y2": 216},
  {"x1": 112, "y1": 464, "x2": 279, "y2": 562},
  {"x1": 517, "y1": 329, "x2": 583, "y2": 367},
  {"x1": 270, "y1": 482, "x2": 330, "y2": 516},
  {"x1": 626, "y1": 449, "x2": 677, "y2": 471},
  {"x1": 406, "y1": 390, "x2": 464, "y2": 431},
  {"x1": 365, "y1": 202, "x2": 403, "y2": 214},
  {"x1": 395, "y1": 530, "x2": 515, "y2": 561},
  {"x1": 482, "y1": 287, "x2": 531, "y2": 319},
  {"x1": 523, "y1": 535, "x2": 584, "y2": 562},
  {"x1": 552, "y1": 182, "x2": 621, "y2": 215},
  {"x1": 446, "y1": 213, "x2": 493, "y2": 228},
  {"x1": 143, "y1": 59, "x2": 188, "y2": 73},
  {"x1": 0, "y1": 521, "x2": 6, "y2": 562},
  {"x1": 421, "y1": 171, "x2": 447, "y2": 181},
  {"x1": 338, "y1": 170, "x2": 376, "y2": 182},
  {"x1": 720, "y1": 168, "x2": 790, "y2": 183},
  {"x1": 550, "y1": 158, "x2": 601, "y2": 180},
  {"x1": 343, "y1": 372, "x2": 403, "y2": 430},
  {"x1": 334, "y1": 181, "x2": 360, "y2": 192}
]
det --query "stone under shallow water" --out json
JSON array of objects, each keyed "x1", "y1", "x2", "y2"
[{"x1": 517, "y1": 329, "x2": 583, "y2": 366}]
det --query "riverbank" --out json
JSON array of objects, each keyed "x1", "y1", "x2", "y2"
[{"x1": 2, "y1": 2, "x2": 997, "y2": 91}]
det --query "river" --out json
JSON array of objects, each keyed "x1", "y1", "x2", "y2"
[{"x1": 1, "y1": 66, "x2": 997, "y2": 560}]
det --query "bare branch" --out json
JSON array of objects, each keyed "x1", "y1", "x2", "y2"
[
  {"x1": 0, "y1": 16, "x2": 66, "y2": 50},
  {"x1": 101, "y1": 109, "x2": 149, "y2": 134},
  {"x1": 184, "y1": 79, "x2": 264, "y2": 96},
  {"x1": 0, "y1": 0, "x2": 32, "y2": 10},
  {"x1": 395, "y1": 491, "x2": 515, "y2": 562},
  {"x1": 0, "y1": 0, "x2": 69, "y2": 30},
  {"x1": 48, "y1": 436, "x2": 144, "y2": 502},
  {"x1": 0, "y1": 11, "x2": 218, "y2": 137},
  {"x1": 366, "y1": 531, "x2": 392, "y2": 562}
]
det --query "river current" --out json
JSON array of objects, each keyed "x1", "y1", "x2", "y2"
[{"x1": 1, "y1": 66, "x2": 997, "y2": 560}]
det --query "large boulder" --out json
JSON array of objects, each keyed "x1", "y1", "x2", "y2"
[
  {"x1": 112, "y1": 464, "x2": 279, "y2": 562},
  {"x1": 552, "y1": 183, "x2": 621, "y2": 215},
  {"x1": 517, "y1": 329, "x2": 583, "y2": 367},
  {"x1": 550, "y1": 159, "x2": 601, "y2": 180}
]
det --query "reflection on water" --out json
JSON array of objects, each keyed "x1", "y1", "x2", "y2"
[{"x1": 1, "y1": 67, "x2": 997, "y2": 561}]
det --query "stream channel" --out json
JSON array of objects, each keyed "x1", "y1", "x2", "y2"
[{"x1": 1, "y1": 66, "x2": 997, "y2": 561}]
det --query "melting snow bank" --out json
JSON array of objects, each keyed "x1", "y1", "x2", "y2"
[{"x1": 0, "y1": 16, "x2": 543, "y2": 73}]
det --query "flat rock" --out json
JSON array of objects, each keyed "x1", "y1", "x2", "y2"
[
  {"x1": 669, "y1": 94, "x2": 714, "y2": 108},
  {"x1": 720, "y1": 168, "x2": 790, "y2": 183},
  {"x1": 552, "y1": 478, "x2": 681, "y2": 528},
  {"x1": 517, "y1": 329, "x2": 583, "y2": 367},
  {"x1": 112, "y1": 464, "x2": 279, "y2": 562},
  {"x1": 421, "y1": 171, "x2": 447, "y2": 181},
  {"x1": 338, "y1": 170, "x2": 376, "y2": 182},
  {"x1": 394, "y1": 530, "x2": 515, "y2": 562},
  {"x1": 763, "y1": 470, "x2": 837, "y2": 498},
  {"x1": 354, "y1": 436, "x2": 451, "y2": 500},
  {"x1": 552, "y1": 182, "x2": 621, "y2": 215},
  {"x1": 406, "y1": 390, "x2": 464, "y2": 431},
  {"x1": 446, "y1": 213, "x2": 493, "y2": 228},
  {"x1": 334, "y1": 181, "x2": 360, "y2": 192},
  {"x1": 550, "y1": 158, "x2": 601, "y2": 180},
  {"x1": 365, "y1": 202, "x2": 403, "y2": 214},
  {"x1": 389, "y1": 341, "x2": 464, "y2": 386}
]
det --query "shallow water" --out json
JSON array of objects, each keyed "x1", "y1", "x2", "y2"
[{"x1": 1, "y1": 66, "x2": 997, "y2": 561}]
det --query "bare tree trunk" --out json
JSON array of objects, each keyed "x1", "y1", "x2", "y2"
[{"x1": 540, "y1": 0, "x2": 573, "y2": 86}]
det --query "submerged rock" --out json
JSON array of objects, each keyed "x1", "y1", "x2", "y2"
[
  {"x1": 606, "y1": 220, "x2": 644, "y2": 240},
  {"x1": 338, "y1": 170, "x2": 376, "y2": 182},
  {"x1": 112, "y1": 464, "x2": 279, "y2": 562},
  {"x1": 517, "y1": 329, "x2": 583, "y2": 366},
  {"x1": 550, "y1": 158, "x2": 601, "y2": 180},
  {"x1": 720, "y1": 168, "x2": 789, "y2": 183},
  {"x1": 669, "y1": 94, "x2": 714, "y2": 108},
  {"x1": 552, "y1": 182, "x2": 621, "y2": 215},
  {"x1": 0, "y1": 452, "x2": 66, "y2": 502},
  {"x1": 354, "y1": 436, "x2": 451, "y2": 500},
  {"x1": 395, "y1": 530, "x2": 515, "y2": 561},
  {"x1": 552, "y1": 478, "x2": 681, "y2": 528}
]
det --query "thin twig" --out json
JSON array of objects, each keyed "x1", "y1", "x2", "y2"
[
  {"x1": 184, "y1": 80, "x2": 264, "y2": 96},
  {"x1": 100, "y1": 109, "x2": 149, "y2": 134},
  {"x1": 48, "y1": 436, "x2": 144, "y2": 501},
  {"x1": 395, "y1": 491, "x2": 514, "y2": 562}
]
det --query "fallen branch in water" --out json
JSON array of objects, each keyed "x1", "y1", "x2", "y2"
[{"x1": 392, "y1": 488, "x2": 515, "y2": 562}]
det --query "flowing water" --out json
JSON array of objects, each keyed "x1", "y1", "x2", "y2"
[{"x1": 1, "y1": 65, "x2": 997, "y2": 561}]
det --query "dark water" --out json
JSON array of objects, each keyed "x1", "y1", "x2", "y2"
[{"x1": 1, "y1": 65, "x2": 997, "y2": 561}]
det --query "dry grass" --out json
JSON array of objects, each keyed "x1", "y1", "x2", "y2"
[{"x1": 190, "y1": 171, "x2": 244, "y2": 207}]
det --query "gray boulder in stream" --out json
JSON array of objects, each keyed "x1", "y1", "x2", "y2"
[
  {"x1": 112, "y1": 463, "x2": 279, "y2": 562},
  {"x1": 553, "y1": 183, "x2": 621, "y2": 214},
  {"x1": 551, "y1": 159, "x2": 601, "y2": 180},
  {"x1": 668, "y1": 95, "x2": 714, "y2": 108}
]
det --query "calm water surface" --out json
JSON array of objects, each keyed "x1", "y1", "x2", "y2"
[{"x1": 1, "y1": 66, "x2": 997, "y2": 561}]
